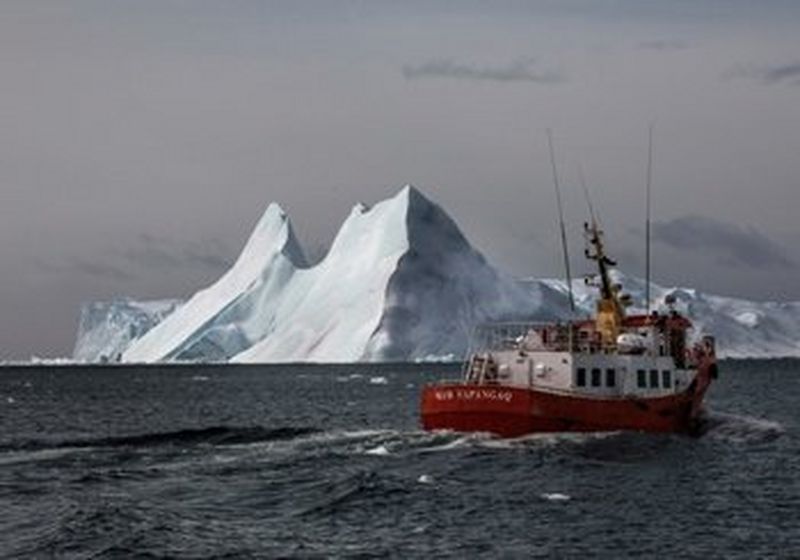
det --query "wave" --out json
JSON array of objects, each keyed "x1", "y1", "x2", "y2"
[
  {"x1": 0, "y1": 425, "x2": 320, "y2": 453},
  {"x1": 296, "y1": 471, "x2": 409, "y2": 518}
]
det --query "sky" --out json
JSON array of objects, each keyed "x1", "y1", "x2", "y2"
[{"x1": 1, "y1": 1, "x2": 799, "y2": 359}]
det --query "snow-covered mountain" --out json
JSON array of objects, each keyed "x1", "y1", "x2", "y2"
[
  {"x1": 72, "y1": 298, "x2": 182, "y2": 362},
  {"x1": 73, "y1": 186, "x2": 800, "y2": 363}
]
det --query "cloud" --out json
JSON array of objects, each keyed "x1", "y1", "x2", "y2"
[
  {"x1": 122, "y1": 234, "x2": 232, "y2": 272},
  {"x1": 637, "y1": 39, "x2": 688, "y2": 51},
  {"x1": 72, "y1": 259, "x2": 136, "y2": 282},
  {"x1": 32, "y1": 256, "x2": 136, "y2": 282},
  {"x1": 402, "y1": 58, "x2": 564, "y2": 83},
  {"x1": 30, "y1": 235, "x2": 232, "y2": 286},
  {"x1": 725, "y1": 61, "x2": 800, "y2": 85},
  {"x1": 761, "y1": 62, "x2": 800, "y2": 85},
  {"x1": 653, "y1": 215, "x2": 794, "y2": 269}
]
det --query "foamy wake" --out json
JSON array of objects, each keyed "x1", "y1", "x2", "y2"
[
  {"x1": 80, "y1": 411, "x2": 781, "y2": 468},
  {"x1": 701, "y1": 409, "x2": 785, "y2": 443},
  {"x1": 345, "y1": 428, "x2": 625, "y2": 456}
]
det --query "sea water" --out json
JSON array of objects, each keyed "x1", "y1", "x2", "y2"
[{"x1": 0, "y1": 360, "x2": 797, "y2": 558}]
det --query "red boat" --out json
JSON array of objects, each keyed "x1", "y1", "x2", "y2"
[{"x1": 421, "y1": 220, "x2": 717, "y2": 437}]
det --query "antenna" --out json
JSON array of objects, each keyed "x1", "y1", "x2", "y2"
[
  {"x1": 546, "y1": 129, "x2": 575, "y2": 312},
  {"x1": 577, "y1": 163, "x2": 597, "y2": 227},
  {"x1": 645, "y1": 123, "x2": 654, "y2": 315}
]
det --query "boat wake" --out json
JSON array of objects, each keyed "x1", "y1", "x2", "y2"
[
  {"x1": 699, "y1": 409, "x2": 785, "y2": 443},
  {"x1": 328, "y1": 428, "x2": 637, "y2": 458},
  {"x1": 1, "y1": 410, "x2": 782, "y2": 471}
]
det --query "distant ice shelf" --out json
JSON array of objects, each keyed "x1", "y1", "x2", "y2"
[
  {"x1": 540, "y1": 271, "x2": 800, "y2": 359},
  {"x1": 73, "y1": 298, "x2": 182, "y2": 363}
]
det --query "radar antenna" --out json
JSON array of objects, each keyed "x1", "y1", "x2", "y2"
[{"x1": 577, "y1": 163, "x2": 597, "y2": 228}]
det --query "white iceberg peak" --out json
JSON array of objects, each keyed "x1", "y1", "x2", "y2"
[
  {"x1": 233, "y1": 202, "x2": 306, "y2": 268},
  {"x1": 121, "y1": 202, "x2": 306, "y2": 362}
]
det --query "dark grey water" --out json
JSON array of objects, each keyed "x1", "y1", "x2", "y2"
[{"x1": 0, "y1": 360, "x2": 797, "y2": 558}]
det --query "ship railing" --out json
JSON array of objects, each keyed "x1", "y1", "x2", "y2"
[
  {"x1": 467, "y1": 321, "x2": 588, "y2": 354},
  {"x1": 476, "y1": 321, "x2": 698, "y2": 356}
]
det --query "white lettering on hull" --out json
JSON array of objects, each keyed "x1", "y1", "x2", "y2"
[{"x1": 433, "y1": 388, "x2": 514, "y2": 403}]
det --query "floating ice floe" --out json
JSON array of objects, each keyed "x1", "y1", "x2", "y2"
[
  {"x1": 364, "y1": 444, "x2": 391, "y2": 456},
  {"x1": 541, "y1": 493, "x2": 571, "y2": 502}
]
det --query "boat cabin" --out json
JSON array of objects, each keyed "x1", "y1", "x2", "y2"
[{"x1": 463, "y1": 314, "x2": 715, "y2": 398}]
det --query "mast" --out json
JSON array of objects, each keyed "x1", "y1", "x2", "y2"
[
  {"x1": 585, "y1": 218, "x2": 624, "y2": 344},
  {"x1": 645, "y1": 124, "x2": 654, "y2": 315},
  {"x1": 581, "y1": 162, "x2": 624, "y2": 344},
  {"x1": 584, "y1": 222, "x2": 618, "y2": 304},
  {"x1": 546, "y1": 129, "x2": 575, "y2": 312}
]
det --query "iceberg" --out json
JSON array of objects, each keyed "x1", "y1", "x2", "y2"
[
  {"x1": 117, "y1": 186, "x2": 568, "y2": 363},
  {"x1": 73, "y1": 185, "x2": 800, "y2": 363},
  {"x1": 233, "y1": 186, "x2": 568, "y2": 363}
]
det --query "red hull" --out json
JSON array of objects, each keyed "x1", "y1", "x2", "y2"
[{"x1": 421, "y1": 364, "x2": 714, "y2": 438}]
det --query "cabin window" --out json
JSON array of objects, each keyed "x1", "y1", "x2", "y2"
[
  {"x1": 637, "y1": 369, "x2": 646, "y2": 388},
  {"x1": 591, "y1": 368, "x2": 601, "y2": 387},
  {"x1": 576, "y1": 368, "x2": 587, "y2": 387},
  {"x1": 606, "y1": 368, "x2": 616, "y2": 387},
  {"x1": 662, "y1": 370, "x2": 672, "y2": 388},
  {"x1": 649, "y1": 369, "x2": 659, "y2": 388}
]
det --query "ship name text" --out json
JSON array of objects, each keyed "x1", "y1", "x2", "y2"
[{"x1": 433, "y1": 388, "x2": 513, "y2": 403}]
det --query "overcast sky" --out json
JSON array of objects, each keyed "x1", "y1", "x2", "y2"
[{"x1": 1, "y1": 1, "x2": 799, "y2": 358}]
